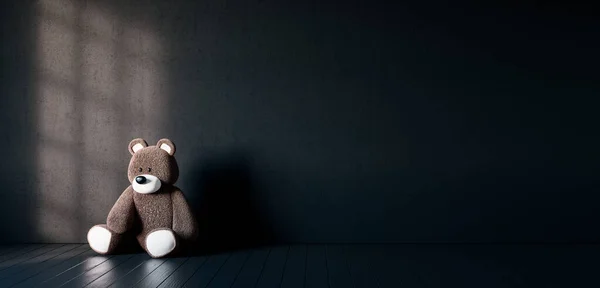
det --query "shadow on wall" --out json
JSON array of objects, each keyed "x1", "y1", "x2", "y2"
[
  {"x1": 186, "y1": 151, "x2": 275, "y2": 254},
  {"x1": 0, "y1": 0, "x2": 36, "y2": 243}
]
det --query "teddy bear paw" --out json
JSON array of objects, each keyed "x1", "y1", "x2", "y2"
[
  {"x1": 145, "y1": 229, "x2": 176, "y2": 258},
  {"x1": 87, "y1": 225, "x2": 112, "y2": 254}
]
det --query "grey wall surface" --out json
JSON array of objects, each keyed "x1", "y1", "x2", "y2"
[{"x1": 1, "y1": 0, "x2": 598, "y2": 245}]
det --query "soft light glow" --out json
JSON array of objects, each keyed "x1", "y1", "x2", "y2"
[
  {"x1": 35, "y1": 0, "x2": 164, "y2": 242},
  {"x1": 122, "y1": 23, "x2": 166, "y2": 134}
]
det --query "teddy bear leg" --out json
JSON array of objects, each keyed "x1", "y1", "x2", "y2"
[
  {"x1": 138, "y1": 228, "x2": 179, "y2": 258},
  {"x1": 87, "y1": 224, "x2": 123, "y2": 254}
]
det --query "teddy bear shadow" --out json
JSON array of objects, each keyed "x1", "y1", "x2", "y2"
[{"x1": 186, "y1": 152, "x2": 276, "y2": 255}]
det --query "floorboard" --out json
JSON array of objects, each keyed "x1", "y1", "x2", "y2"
[
  {"x1": 0, "y1": 245, "x2": 51, "y2": 268},
  {"x1": 132, "y1": 257, "x2": 187, "y2": 288},
  {"x1": 0, "y1": 244, "x2": 46, "y2": 263},
  {"x1": 325, "y1": 245, "x2": 353, "y2": 288},
  {"x1": 181, "y1": 252, "x2": 229, "y2": 287},
  {"x1": 156, "y1": 256, "x2": 207, "y2": 288},
  {"x1": 474, "y1": 245, "x2": 529, "y2": 287},
  {"x1": 12, "y1": 249, "x2": 98, "y2": 288},
  {"x1": 230, "y1": 247, "x2": 270, "y2": 288},
  {"x1": 0, "y1": 244, "x2": 89, "y2": 287},
  {"x1": 378, "y1": 244, "x2": 422, "y2": 288},
  {"x1": 345, "y1": 245, "x2": 377, "y2": 288},
  {"x1": 84, "y1": 254, "x2": 150, "y2": 288},
  {"x1": 57, "y1": 254, "x2": 133, "y2": 288},
  {"x1": 206, "y1": 249, "x2": 250, "y2": 288},
  {"x1": 0, "y1": 245, "x2": 28, "y2": 257},
  {"x1": 0, "y1": 244, "x2": 80, "y2": 279},
  {"x1": 107, "y1": 257, "x2": 166, "y2": 288},
  {"x1": 38, "y1": 254, "x2": 115, "y2": 287},
  {"x1": 305, "y1": 244, "x2": 328, "y2": 288},
  {"x1": 0, "y1": 243, "x2": 597, "y2": 288},
  {"x1": 280, "y1": 245, "x2": 307, "y2": 288},
  {"x1": 255, "y1": 245, "x2": 289, "y2": 288},
  {"x1": 439, "y1": 245, "x2": 508, "y2": 288}
]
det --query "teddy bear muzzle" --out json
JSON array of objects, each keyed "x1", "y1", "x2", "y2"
[{"x1": 132, "y1": 174, "x2": 162, "y2": 194}]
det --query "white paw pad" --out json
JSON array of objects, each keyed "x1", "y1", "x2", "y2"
[
  {"x1": 87, "y1": 226, "x2": 112, "y2": 253},
  {"x1": 145, "y1": 230, "x2": 176, "y2": 257}
]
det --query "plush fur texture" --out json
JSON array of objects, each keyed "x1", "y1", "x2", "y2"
[{"x1": 88, "y1": 138, "x2": 198, "y2": 258}]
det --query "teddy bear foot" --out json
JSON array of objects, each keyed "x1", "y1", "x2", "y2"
[
  {"x1": 145, "y1": 229, "x2": 177, "y2": 258},
  {"x1": 87, "y1": 225, "x2": 113, "y2": 254}
]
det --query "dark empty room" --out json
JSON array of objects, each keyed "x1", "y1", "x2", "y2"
[{"x1": 0, "y1": 0, "x2": 599, "y2": 287}]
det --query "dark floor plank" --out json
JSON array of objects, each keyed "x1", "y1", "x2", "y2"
[
  {"x1": 345, "y1": 245, "x2": 378, "y2": 288},
  {"x1": 410, "y1": 245, "x2": 466, "y2": 288},
  {"x1": 182, "y1": 252, "x2": 230, "y2": 288},
  {"x1": 38, "y1": 254, "x2": 115, "y2": 288},
  {"x1": 206, "y1": 250, "x2": 251, "y2": 288},
  {"x1": 0, "y1": 246, "x2": 14, "y2": 255},
  {"x1": 107, "y1": 257, "x2": 166, "y2": 288},
  {"x1": 280, "y1": 245, "x2": 307, "y2": 288},
  {"x1": 2, "y1": 244, "x2": 597, "y2": 288},
  {"x1": 157, "y1": 256, "x2": 208, "y2": 288},
  {"x1": 536, "y1": 246, "x2": 584, "y2": 288},
  {"x1": 131, "y1": 257, "x2": 187, "y2": 288},
  {"x1": 56, "y1": 254, "x2": 134, "y2": 288},
  {"x1": 498, "y1": 245, "x2": 595, "y2": 288},
  {"x1": 0, "y1": 244, "x2": 80, "y2": 279},
  {"x1": 0, "y1": 244, "x2": 89, "y2": 287},
  {"x1": 12, "y1": 249, "x2": 98, "y2": 288},
  {"x1": 516, "y1": 246, "x2": 560, "y2": 288},
  {"x1": 412, "y1": 244, "x2": 510, "y2": 288},
  {"x1": 0, "y1": 245, "x2": 49, "y2": 266},
  {"x1": 0, "y1": 245, "x2": 28, "y2": 257},
  {"x1": 305, "y1": 245, "x2": 328, "y2": 288},
  {"x1": 85, "y1": 254, "x2": 151, "y2": 288},
  {"x1": 562, "y1": 245, "x2": 600, "y2": 288},
  {"x1": 376, "y1": 244, "x2": 424, "y2": 288},
  {"x1": 0, "y1": 245, "x2": 43, "y2": 266},
  {"x1": 466, "y1": 245, "x2": 528, "y2": 288},
  {"x1": 443, "y1": 245, "x2": 512, "y2": 288},
  {"x1": 255, "y1": 245, "x2": 290, "y2": 288},
  {"x1": 515, "y1": 246, "x2": 564, "y2": 288},
  {"x1": 372, "y1": 245, "x2": 394, "y2": 288},
  {"x1": 230, "y1": 248, "x2": 270, "y2": 288},
  {"x1": 0, "y1": 244, "x2": 62, "y2": 271},
  {"x1": 0, "y1": 246, "x2": 13, "y2": 253},
  {"x1": 326, "y1": 245, "x2": 354, "y2": 288}
]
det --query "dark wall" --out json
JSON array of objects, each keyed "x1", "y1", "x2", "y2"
[
  {"x1": 1, "y1": 0, "x2": 37, "y2": 243},
  {"x1": 1, "y1": 0, "x2": 598, "y2": 244}
]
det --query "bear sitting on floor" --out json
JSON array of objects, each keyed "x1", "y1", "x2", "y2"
[{"x1": 87, "y1": 138, "x2": 198, "y2": 258}]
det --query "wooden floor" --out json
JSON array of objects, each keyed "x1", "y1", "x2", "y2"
[{"x1": 0, "y1": 244, "x2": 597, "y2": 288}]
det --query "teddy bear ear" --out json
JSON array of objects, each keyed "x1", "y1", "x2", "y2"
[
  {"x1": 157, "y1": 138, "x2": 176, "y2": 156},
  {"x1": 128, "y1": 138, "x2": 148, "y2": 155}
]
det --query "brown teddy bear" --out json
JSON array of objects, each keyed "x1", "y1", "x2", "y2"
[{"x1": 87, "y1": 138, "x2": 198, "y2": 258}]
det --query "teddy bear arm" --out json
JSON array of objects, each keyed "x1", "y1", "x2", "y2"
[
  {"x1": 107, "y1": 186, "x2": 136, "y2": 234},
  {"x1": 172, "y1": 189, "x2": 198, "y2": 241}
]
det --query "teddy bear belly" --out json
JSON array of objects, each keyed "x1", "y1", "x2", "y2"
[{"x1": 133, "y1": 192, "x2": 174, "y2": 235}]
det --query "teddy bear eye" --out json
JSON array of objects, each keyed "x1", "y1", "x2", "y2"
[
  {"x1": 148, "y1": 167, "x2": 152, "y2": 172},
  {"x1": 138, "y1": 167, "x2": 143, "y2": 172}
]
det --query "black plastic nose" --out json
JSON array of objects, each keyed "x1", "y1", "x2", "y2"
[{"x1": 135, "y1": 176, "x2": 146, "y2": 184}]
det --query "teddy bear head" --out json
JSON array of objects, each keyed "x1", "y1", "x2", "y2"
[{"x1": 127, "y1": 138, "x2": 179, "y2": 194}]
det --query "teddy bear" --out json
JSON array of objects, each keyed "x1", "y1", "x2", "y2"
[{"x1": 87, "y1": 138, "x2": 198, "y2": 258}]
